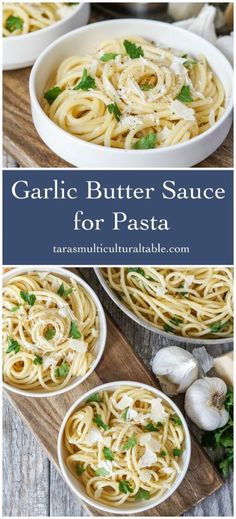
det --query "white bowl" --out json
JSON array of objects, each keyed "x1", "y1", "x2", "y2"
[
  {"x1": 58, "y1": 380, "x2": 191, "y2": 515},
  {"x1": 2, "y1": 266, "x2": 107, "y2": 397},
  {"x1": 94, "y1": 268, "x2": 233, "y2": 345},
  {"x1": 3, "y1": 3, "x2": 90, "y2": 70},
  {"x1": 29, "y1": 18, "x2": 233, "y2": 168}
]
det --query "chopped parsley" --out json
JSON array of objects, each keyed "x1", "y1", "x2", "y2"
[
  {"x1": 140, "y1": 84, "x2": 154, "y2": 91},
  {"x1": 73, "y1": 68, "x2": 96, "y2": 91},
  {"x1": 55, "y1": 362, "x2": 69, "y2": 378},
  {"x1": 57, "y1": 283, "x2": 73, "y2": 298},
  {"x1": 133, "y1": 133, "x2": 157, "y2": 150},
  {"x1": 163, "y1": 323, "x2": 173, "y2": 333},
  {"x1": 93, "y1": 414, "x2": 109, "y2": 431},
  {"x1": 103, "y1": 447, "x2": 114, "y2": 461},
  {"x1": 86, "y1": 392, "x2": 101, "y2": 403},
  {"x1": 173, "y1": 448, "x2": 183, "y2": 457},
  {"x1": 128, "y1": 267, "x2": 145, "y2": 276},
  {"x1": 124, "y1": 39, "x2": 144, "y2": 59},
  {"x1": 44, "y1": 86, "x2": 62, "y2": 105},
  {"x1": 176, "y1": 85, "x2": 193, "y2": 103},
  {"x1": 75, "y1": 463, "x2": 85, "y2": 476},
  {"x1": 170, "y1": 316, "x2": 183, "y2": 326},
  {"x1": 143, "y1": 421, "x2": 159, "y2": 432},
  {"x1": 10, "y1": 305, "x2": 20, "y2": 312},
  {"x1": 182, "y1": 54, "x2": 198, "y2": 68},
  {"x1": 69, "y1": 321, "x2": 81, "y2": 339},
  {"x1": 6, "y1": 15, "x2": 23, "y2": 32},
  {"x1": 95, "y1": 467, "x2": 110, "y2": 477},
  {"x1": 6, "y1": 337, "x2": 20, "y2": 354},
  {"x1": 107, "y1": 102, "x2": 121, "y2": 121},
  {"x1": 135, "y1": 488, "x2": 150, "y2": 501},
  {"x1": 100, "y1": 52, "x2": 118, "y2": 62},
  {"x1": 33, "y1": 355, "x2": 43, "y2": 365},
  {"x1": 122, "y1": 408, "x2": 129, "y2": 421},
  {"x1": 122, "y1": 435, "x2": 137, "y2": 451},
  {"x1": 210, "y1": 321, "x2": 224, "y2": 333},
  {"x1": 171, "y1": 415, "x2": 182, "y2": 425},
  {"x1": 160, "y1": 450, "x2": 167, "y2": 457},
  {"x1": 178, "y1": 282, "x2": 188, "y2": 296},
  {"x1": 20, "y1": 291, "x2": 36, "y2": 306},
  {"x1": 44, "y1": 327, "x2": 56, "y2": 341},
  {"x1": 119, "y1": 480, "x2": 133, "y2": 494}
]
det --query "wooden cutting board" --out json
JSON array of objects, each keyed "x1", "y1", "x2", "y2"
[
  {"x1": 3, "y1": 67, "x2": 233, "y2": 169},
  {"x1": 4, "y1": 311, "x2": 223, "y2": 517}
]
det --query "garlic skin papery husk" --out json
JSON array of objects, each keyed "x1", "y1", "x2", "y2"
[
  {"x1": 185, "y1": 377, "x2": 229, "y2": 431},
  {"x1": 152, "y1": 346, "x2": 198, "y2": 396}
]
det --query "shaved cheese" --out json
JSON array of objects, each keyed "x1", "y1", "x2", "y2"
[
  {"x1": 103, "y1": 436, "x2": 112, "y2": 447},
  {"x1": 128, "y1": 78, "x2": 145, "y2": 100},
  {"x1": 84, "y1": 427, "x2": 103, "y2": 445},
  {"x1": 120, "y1": 115, "x2": 143, "y2": 130},
  {"x1": 103, "y1": 75, "x2": 117, "y2": 98},
  {"x1": 58, "y1": 307, "x2": 68, "y2": 318},
  {"x1": 159, "y1": 126, "x2": 171, "y2": 141},
  {"x1": 156, "y1": 285, "x2": 166, "y2": 296},
  {"x1": 43, "y1": 356, "x2": 57, "y2": 369},
  {"x1": 170, "y1": 100, "x2": 196, "y2": 121},
  {"x1": 116, "y1": 395, "x2": 133, "y2": 410},
  {"x1": 160, "y1": 467, "x2": 173, "y2": 475},
  {"x1": 127, "y1": 408, "x2": 139, "y2": 421},
  {"x1": 139, "y1": 434, "x2": 161, "y2": 452},
  {"x1": 97, "y1": 460, "x2": 113, "y2": 477},
  {"x1": 170, "y1": 56, "x2": 186, "y2": 76},
  {"x1": 139, "y1": 449, "x2": 157, "y2": 469},
  {"x1": 140, "y1": 470, "x2": 152, "y2": 483},
  {"x1": 37, "y1": 271, "x2": 49, "y2": 279},
  {"x1": 69, "y1": 339, "x2": 87, "y2": 353},
  {"x1": 209, "y1": 109, "x2": 215, "y2": 127},
  {"x1": 150, "y1": 398, "x2": 168, "y2": 423},
  {"x1": 184, "y1": 275, "x2": 195, "y2": 291}
]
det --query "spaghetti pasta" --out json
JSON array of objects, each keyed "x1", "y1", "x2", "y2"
[
  {"x1": 2, "y1": 271, "x2": 99, "y2": 392},
  {"x1": 42, "y1": 36, "x2": 226, "y2": 150},
  {"x1": 2, "y1": 3, "x2": 76, "y2": 37},
  {"x1": 64, "y1": 385, "x2": 186, "y2": 506},
  {"x1": 101, "y1": 267, "x2": 233, "y2": 339}
]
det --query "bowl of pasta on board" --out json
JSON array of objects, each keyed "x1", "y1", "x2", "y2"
[
  {"x1": 95, "y1": 267, "x2": 233, "y2": 345},
  {"x1": 29, "y1": 18, "x2": 233, "y2": 168},
  {"x1": 58, "y1": 381, "x2": 191, "y2": 514},
  {"x1": 2, "y1": 267, "x2": 107, "y2": 397},
  {"x1": 3, "y1": 2, "x2": 90, "y2": 70}
]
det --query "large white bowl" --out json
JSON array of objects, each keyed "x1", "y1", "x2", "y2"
[
  {"x1": 29, "y1": 18, "x2": 233, "y2": 168},
  {"x1": 94, "y1": 268, "x2": 233, "y2": 345},
  {"x1": 2, "y1": 266, "x2": 107, "y2": 397},
  {"x1": 58, "y1": 380, "x2": 191, "y2": 515},
  {"x1": 3, "y1": 3, "x2": 90, "y2": 70}
]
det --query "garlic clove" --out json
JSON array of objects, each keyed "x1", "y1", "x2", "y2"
[
  {"x1": 184, "y1": 377, "x2": 229, "y2": 431},
  {"x1": 152, "y1": 346, "x2": 198, "y2": 395}
]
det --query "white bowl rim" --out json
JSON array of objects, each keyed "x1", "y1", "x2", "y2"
[
  {"x1": 94, "y1": 267, "x2": 233, "y2": 345},
  {"x1": 57, "y1": 379, "x2": 191, "y2": 515},
  {"x1": 2, "y1": 266, "x2": 107, "y2": 398},
  {"x1": 29, "y1": 17, "x2": 233, "y2": 156},
  {"x1": 3, "y1": 2, "x2": 85, "y2": 42}
]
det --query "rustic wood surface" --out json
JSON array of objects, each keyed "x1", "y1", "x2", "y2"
[
  {"x1": 3, "y1": 4, "x2": 233, "y2": 169},
  {"x1": 2, "y1": 267, "x2": 233, "y2": 517}
]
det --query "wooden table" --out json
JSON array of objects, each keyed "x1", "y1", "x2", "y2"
[{"x1": 3, "y1": 267, "x2": 233, "y2": 516}]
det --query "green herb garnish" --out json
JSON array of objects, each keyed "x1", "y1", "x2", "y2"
[
  {"x1": 6, "y1": 15, "x2": 23, "y2": 32},
  {"x1": 44, "y1": 86, "x2": 62, "y2": 105},
  {"x1": 135, "y1": 488, "x2": 150, "y2": 501},
  {"x1": 100, "y1": 53, "x2": 118, "y2": 62},
  {"x1": 140, "y1": 84, "x2": 154, "y2": 91},
  {"x1": 69, "y1": 321, "x2": 81, "y2": 339},
  {"x1": 182, "y1": 54, "x2": 198, "y2": 68},
  {"x1": 95, "y1": 467, "x2": 110, "y2": 477},
  {"x1": 93, "y1": 414, "x2": 109, "y2": 431},
  {"x1": 57, "y1": 283, "x2": 73, "y2": 298},
  {"x1": 178, "y1": 282, "x2": 188, "y2": 296},
  {"x1": 107, "y1": 102, "x2": 121, "y2": 121},
  {"x1": 163, "y1": 323, "x2": 173, "y2": 333},
  {"x1": 73, "y1": 68, "x2": 96, "y2": 91},
  {"x1": 143, "y1": 421, "x2": 159, "y2": 432},
  {"x1": 6, "y1": 337, "x2": 20, "y2": 354},
  {"x1": 124, "y1": 39, "x2": 144, "y2": 59},
  {"x1": 119, "y1": 480, "x2": 133, "y2": 494},
  {"x1": 122, "y1": 408, "x2": 129, "y2": 421},
  {"x1": 176, "y1": 85, "x2": 193, "y2": 103},
  {"x1": 171, "y1": 416, "x2": 182, "y2": 425},
  {"x1": 122, "y1": 435, "x2": 137, "y2": 451},
  {"x1": 128, "y1": 267, "x2": 145, "y2": 276},
  {"x1": 44, "y1": 327, "x2": 56, "y2": 341},
  {"x1": 103, "y1": 447, "x2": 114, "y2": 461},
  {"x1": 55, "y1": 362, "x2": 69, "y2": 378},
  {"x1": 133, "y1": 133, "x2": 157, "y2": 150},
  {"x1": 10, "y1": 305, "x2": 20, "y2": 312},
  {"x1": 86, "y1": 392, "x2": 101, "y2": 403},
  {"x1": 75, "y1": 463, "x2": 85, "y2": 476},
  {"x1": 170, "y1": 316, "x2": 183, "y2": 326},
  {"x1": 33, "y1": 355, "x2": 43, "y2": 365},
  {"x1": 173, "y1": 448, "x2": 183, "y2": 457},
  {"x1": 160, "y1": 450, "x2": 167, "y2": 457},
  {"x1": 20, "y1": 291, "x2": 36, "y2": 306},
  {"x1": 210, "y1": 322, "x2": 224, "y2": 333}
]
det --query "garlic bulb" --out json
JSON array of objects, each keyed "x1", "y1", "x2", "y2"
[
  {"x1": 185, "y1": 377, "x2": 229, "y2": 431},
  {"x1": 168, "y1": 3, "x2": 203, "y2": 22},
  {"x1": 152, "y1": 346, "x2": 198, "y2": 395}
]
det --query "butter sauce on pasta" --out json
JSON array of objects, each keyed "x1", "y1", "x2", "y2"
[
  {"x1": 2, "y1": 271, "x2": 99, "y2": 391},
  {"x1": 42, "y1": 36, "x2": 225, "y2": 150},
  {"x1": 64, "y1": 385, "x2": 185, "y2": 506},
  {"x1": 101, "y1": 267, "x2": 233, "y2": 339},
  {"x1": 3, "y1": 3, "x2": 76, "y2": 37}
]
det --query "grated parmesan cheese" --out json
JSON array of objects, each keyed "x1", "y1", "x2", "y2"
[
  {"x1": 150, "y1": 398, "x2": 168, "y2": 423},
  {"x1": 170, "y1": 100, "x2": 196, "y2": 121}
]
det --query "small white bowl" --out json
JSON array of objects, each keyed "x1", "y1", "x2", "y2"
[
  {"x1": 58, "y1": 380, "x2": 191, "y2": 515},
  {"x1": 2, "y1": 266, "x2": 107, "y2": 398},
  {"x1": 3, "y1": 3, "x2": 90, "y2": 70},
  {"x1": 94, "y1": 268, "x2": 233, "y2": 345},
  {"x1": 29, "y1": 18, "x2": 233, "y2": 168}
]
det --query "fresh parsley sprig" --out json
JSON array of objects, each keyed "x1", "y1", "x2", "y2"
[
  {"x1": 73, "y1": 68, "x2": 96, "y2": 91},
  {"x1": 124, "y1": 40, "x2": 144, "y2": 59}
]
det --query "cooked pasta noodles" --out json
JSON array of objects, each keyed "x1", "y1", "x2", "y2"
[
  {"x1": 64, "y1": 385, "x2": 185, "y2": 506},
  {"x1": 42, "y1": 36, "x2": 225, "y2": 150},
  {"x1": 3, "y1": 3, "x2": 76, "y2": 37},
  {"x1": 101, "y1": 267, "x2": 233, "y2": 339},
  {"x1": 2, "y1": 271, "x2": 99, "y2": 392}
]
